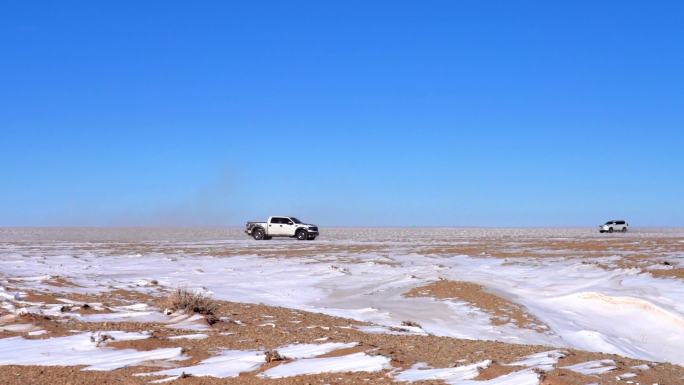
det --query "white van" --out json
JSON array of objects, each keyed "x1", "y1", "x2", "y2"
[{"x1": 599, "y1": 220, "x2": 628, "y2": 233}]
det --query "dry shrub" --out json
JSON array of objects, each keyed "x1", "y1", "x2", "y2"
[
  {"x1": 90, "y1": 332, "x2": 115, "y2": 347},
  {"x1": 532, "y1": 367, "x2": 546, "y2": 381},
  {"x1": 166, "y1": 288, "x2": 218, "y2": 316},
  {"x1": 265, "y1": 349, "x2": 286, "y2": 362},
  {"x1": 19, "y1": 312, "x2": 51, "y2": 321},
  {"x1": 205, "y1": 314, "x2": 219, "y2": 325},
  {"x1": 401, "y1": 320, "x2": 421, "y2": 328}
]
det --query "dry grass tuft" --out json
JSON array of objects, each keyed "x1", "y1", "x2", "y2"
[{"x1": 166, "y1": 288, "x2": 218, "y2": 316}]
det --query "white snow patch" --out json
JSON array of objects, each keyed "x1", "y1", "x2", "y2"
[
  {"x1": 276, "y1": 342, "x2": 358, "y2": 359},
  {"x1": 79, "y1": 311, "x2": 167, "y2": 323},
  {"x1": 562, "y1": 359, "x2": 617, "y2": 375},
  {"x1": 168, "y1": 333, "x2": 208, "y2": 340},
  {"x1": 260, "y1": 352, "x2": 391, "y2": 378},
  {"x1": 141, "y1": 349, "x2": 265, "y2": 378},
  {"x1": 0, "y1": 323, "x2": 38, "y2": 332},
  {"x1": 394, "y1": 361, "x2": 491, "y2": 383},
  {"x1": 617, "y1": 372, "x2": 637, "y2": 379},
  {"x1": 507, "y1": 350, "x2": 565, "y2": 371},
  {"x1": 165, "y1": 313, "x2": 209, "y2": 330},
  {"x1": 457, "y1": 369, "x2": 540, "y2": 385},
  {"x1": 0, "y1": 331, "x2": 184, "y2": 370}
]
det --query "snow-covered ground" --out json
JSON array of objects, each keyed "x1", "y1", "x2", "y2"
[
  {"x1": 1, "y1": 227, "x2": 683, "y2": 366},
  {"x1": 0, "y1": 331, "x2": 184, "y2": 370}
]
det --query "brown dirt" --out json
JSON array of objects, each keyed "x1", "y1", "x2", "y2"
[
  {"x1": 539, "y1": 369, "x2": 596, "y2": 385},
  {"x1": 645, "y1": 267, "x2": 684, "y2": 280},
  {"x1": 474, "y1": 361, "x2": 523, "y2": 380},
  {"x1": 44, "y1": 277, "x2": 83, "y2": 288},
  {"x1": 405, "y1": 280, "x2": 549, "y2": 332}
]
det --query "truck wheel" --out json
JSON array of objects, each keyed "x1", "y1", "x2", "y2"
[
  {"x1": 296, "y1": 230, "x2": 308, "y2": 240},
  {"x1": 621, "y1": 227, "x2": 627, "y2": 233},
  {"x1": 608, "y1": 227, "x2": 614, "y2": 233},
  {"x1": 253, "y1": 228, "x2": 265, "y2": 240}
]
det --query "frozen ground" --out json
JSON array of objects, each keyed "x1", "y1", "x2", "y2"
[{"x1": 1, "y1": 227, "x2": 683, "y2": 370}]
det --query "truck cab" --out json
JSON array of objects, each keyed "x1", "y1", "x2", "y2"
[{"x1": 245, "y1": 216, "x2": 319, "y2": 240}]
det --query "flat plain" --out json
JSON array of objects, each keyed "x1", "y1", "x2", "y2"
[{"x1": 1, "y1": 227, "x2": 683, "y2": 384}]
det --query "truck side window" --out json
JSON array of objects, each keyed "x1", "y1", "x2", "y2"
[
  {"x1": 286, "y1": 219, "x2": 294, "y2": 225},
  {"x1": 271, "y1": 217, "x2": 283, "y2": 224}
]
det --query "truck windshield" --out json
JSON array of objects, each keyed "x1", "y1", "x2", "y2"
[{"x1": 290, "y1": 217, "x2": 303, "y2": 224}]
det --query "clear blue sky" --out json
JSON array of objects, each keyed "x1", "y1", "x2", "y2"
[{"x1": 2, "y1": 1, "x2": 683, "y2": 227}]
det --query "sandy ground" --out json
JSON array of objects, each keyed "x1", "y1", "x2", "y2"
[
  {"x1": 1, "y1": 287, "x2": 683, "y2": 385},
  {"x1": 1, "y1": 227, "x2": 683, "y2": 384}
]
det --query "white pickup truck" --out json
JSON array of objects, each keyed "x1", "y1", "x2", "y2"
[{"x1": 245, "y1": 216, "x2": 319, "y2": 240}]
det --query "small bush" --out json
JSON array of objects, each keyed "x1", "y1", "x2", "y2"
[{"x1": 166, "y1": 288, "x2": 218, "y2": 316}]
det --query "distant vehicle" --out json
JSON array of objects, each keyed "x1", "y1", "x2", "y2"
[
  {"x1": 245, "y1": 216, "x2": 319, "y2": 241},
  {"x1": 599, "y1": 220, "x2": 628, "y2": 233}
]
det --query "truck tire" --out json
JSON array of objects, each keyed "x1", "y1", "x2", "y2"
[
  {"x1": 608, "y1": 227, "x2": 614, "y2": 233},
  {"x1": 296, "y1": 230, "x2": 308, "y2": 240},
  {"x1": 253, "y1": 228, "x2": 265, "y2": 240},
  {"x1": 621, "y1": 227, "x2": 627, "y2": 233}
]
